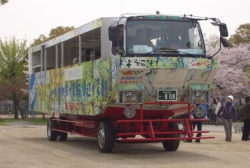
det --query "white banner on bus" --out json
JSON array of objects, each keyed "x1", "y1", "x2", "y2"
[
  {"x1": 153, "y1": 69, "x2": 188, "y2": 88},
  {"x1": 65, "y1": 66, "x2": 82, "y2": 81}
]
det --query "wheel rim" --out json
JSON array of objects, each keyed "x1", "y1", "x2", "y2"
[
  {"x1": 47, "y1": 121, "x2": 51, "y2": 138},
  {"x1": 98, "y1": 127, "x2": 105, "y2": 149}
]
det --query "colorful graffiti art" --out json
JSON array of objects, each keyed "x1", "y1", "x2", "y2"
[
  {"x1": 33, "y1": 57, "x2": 112, "y2": 115},
  {"x1": 32, "y1": 56, "x2": 216, "y2": 116}
]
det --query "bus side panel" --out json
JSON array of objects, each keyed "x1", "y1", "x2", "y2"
[{"x1": 30, "y1": 57, "x2": 114, "y2": 116}]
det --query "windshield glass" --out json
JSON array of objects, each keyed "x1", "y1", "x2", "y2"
[{"x1": 126, "y1": 20, "x2": 205, "y2": 56}]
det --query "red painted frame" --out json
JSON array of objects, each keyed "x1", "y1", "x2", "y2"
[{"x1": 51, "y1": 101, "x2": 214, "y2": 142}]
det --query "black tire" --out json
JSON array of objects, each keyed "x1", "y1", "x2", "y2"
[
  {"x1": 97, "y1": 121, "x2": 115, "y2": 153},
  {"x1": 58, "y1": 132, "x2": 68, "y2": 141},
  {"x1": 47, "y1": 117, "x2": 58, "y2": 141},
  {"x1": 162, "y1": 122, "x2": 180, "y2": 151}
]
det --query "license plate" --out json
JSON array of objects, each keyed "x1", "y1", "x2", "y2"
[{"x1": 157, "y1": 90, "x2": 177, "y2": 101}]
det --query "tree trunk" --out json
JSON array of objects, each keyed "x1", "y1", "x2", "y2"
[
  {"x1": 17, "y1": 103, "x2": 25, "y2": 119},
  {"x1": 12, "y1": 91, "x2": 24, "y2": 119},
  {"x1": 13, "y1": 101, "x2": 18, "y2": 119}
]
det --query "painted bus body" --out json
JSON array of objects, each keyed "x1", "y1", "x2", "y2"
[{"x1": 27, "y1": 14, "x2": 228, "y2": 153}]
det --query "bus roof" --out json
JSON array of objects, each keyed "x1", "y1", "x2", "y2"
[{"x1": 29, "y1": 17, "x2": 116, "y2": 53}]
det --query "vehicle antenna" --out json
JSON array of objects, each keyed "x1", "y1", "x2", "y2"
[{"x1": 120, "y1": 0, "x2": 124, "y2": 14}]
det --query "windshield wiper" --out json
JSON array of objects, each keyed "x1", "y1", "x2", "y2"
[
  {"x1": 142, "y1": 47, "x2": 198, "y2": 57},
  {"x1": 142, "y1": 47, "x2": 176, "y2": 55}
]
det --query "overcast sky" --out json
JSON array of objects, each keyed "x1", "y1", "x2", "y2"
[{"x1": 0, "y1": 0, "x2": 249, "y2": 45}]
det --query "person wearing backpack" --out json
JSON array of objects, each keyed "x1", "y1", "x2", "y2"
[{"x1": 184, "y1": 103, "x2": 208, "y2": 143}]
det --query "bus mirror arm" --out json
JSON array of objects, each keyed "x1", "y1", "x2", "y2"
[
  {"x1": 207, "y1": 36, "x2": 222, "y2": 59},
  {"x1": 207, "y1": 37, "x2": 230, "y2": 59},
  {"x1": 118, "y1": 48, "x2": 126, "y2": 57},
  {"x1": 207, "y1": 20, "x2": 230, "y2": 59},
  {"x1": 114, "y1": 46, "x2": 125, "y2": 57},
  {"x1": 119, "y1": 50, "x2": 125, "y2": 57}
]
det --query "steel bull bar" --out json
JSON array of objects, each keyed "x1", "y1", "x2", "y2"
[{"x1": 116, "y1": 101, "x2": 215, "y2": 143}]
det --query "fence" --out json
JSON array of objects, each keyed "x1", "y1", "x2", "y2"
[{"x1": 0, "y1": 101, "x2": 28, "y2": 118}]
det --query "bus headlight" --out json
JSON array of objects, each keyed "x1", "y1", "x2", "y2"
[
  {"x1": 124, "y1": 107, "x2": 136, "y2": 118},
  {"x1": 118, "y1": 90, "x2": 143, "y2": 104}
]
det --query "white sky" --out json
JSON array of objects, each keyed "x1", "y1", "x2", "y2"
[{"x1": 0, "y1": 0, "x2": 249, "y2": 45}]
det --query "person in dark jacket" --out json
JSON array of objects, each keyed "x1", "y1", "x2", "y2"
[
  {"x1": 241, "y1": 96, "x2": 250, "y2": 141},
  {"x1": 219, "y1": 95, "x2": 237, "y2": 142}
]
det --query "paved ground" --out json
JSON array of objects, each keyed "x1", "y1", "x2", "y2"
[{"x1": 0, "y1": 122, "x2": 249, "y2": 168}]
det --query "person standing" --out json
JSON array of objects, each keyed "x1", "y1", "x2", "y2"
[
  {"x1": 184, "y1": 103, "x2": 208, "y2": 143},
  {"x1": 214, "y1": 97, "x2": 222, "y2": 126},
  {"x1": 241, "y1": 96, "x2": 250, "y2": 141},
  {"x1": 211, "y1": 97, "x2": 217, "y2": 125},
  {"x1": 219, "y1": 95, "x2": 237, "y2": 142}
]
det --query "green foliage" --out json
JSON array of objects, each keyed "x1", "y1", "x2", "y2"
[
  {"x1": 49, "y1": 26, "x2": 74, "y2": 38},
  {"x1": 30, "y1": 26, "x2": 74, "y2": 46},
  {"x1": 0, "y1": 118, "x2": 17, "y2": 125},
  {"x1": 0, "y1": 118, "x2": 48, "y2": 125},
  {"x1": 0, "y1": 37, "x2": 28, "y2": 119},
  {"x1": 28, "y1": 118, "x2": 48, "y2": 125},
  {"x1": 0, "y1": 37, "x2": 28, "y2": 93},
  {"x1": 0, "y1": 0, "x2": 8, "y2": 5},
  {"x1": 229, "y1": 23, "x2": 250, "y2": 45},
  {"x1": 30, "y1": 34, "x2": 47, "y2": 47},
  {"x1": 0, "y1": 37, "x2": 27, "y2": 80}
]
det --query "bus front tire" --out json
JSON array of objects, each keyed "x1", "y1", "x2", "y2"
[
  {"x1": 97, "y1": 121, "x2": 114, "y2": 153},
  {"x1": 162, "y1": 122, "x2": 180, "y2": 151}
]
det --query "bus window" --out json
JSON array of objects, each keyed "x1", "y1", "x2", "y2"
[
  {"x1": 36, "y1": 26, "x2": 102, "y2": 71},
  {"x1": 126, "y1": 20, "x2": 205, "y2": 56},
  {"x1": 62, "y1": 36, "x2": 79, "y2": 66},
  {"x1": 46, "y1": 46, "x2": 56, "y2": 69},
  {"x1": 188, "y1": 26, "x2": 203, "y2": 49},
  {"x1": 31, "y1": 51, "x2": 41, "y2": 73},
  {"x1": 81, "y1": 27, "x2": 101, "y2": 61}
]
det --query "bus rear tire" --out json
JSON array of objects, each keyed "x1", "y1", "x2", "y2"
[
  {"x1": 97, "y1": 121, "x2": 114, "y2": 153},
  {"x1": 162, "y1": 122, "x2": 180, "y2": 151},
  {"x1": 47, "y1": 117, "x2": 58, "y2": 141}
]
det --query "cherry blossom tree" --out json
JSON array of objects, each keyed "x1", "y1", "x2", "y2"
[{"x1": 212, "y1": 43, "x2": 250, "y2": 98}]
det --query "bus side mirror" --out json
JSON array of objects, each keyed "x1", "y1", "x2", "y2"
[
  {"x1": 108, "y1": 26, "x2": 118, "y2": 41},
  {"x1": 221, "y1": 37, "x2": 230, "y2": 47},
  {"x1": 219, "y1": 23, "x2": 228, "y2": 37}
]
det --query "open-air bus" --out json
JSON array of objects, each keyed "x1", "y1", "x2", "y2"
[{"x1": 27, "y1": 12, "x2": 229, "y2": 153}]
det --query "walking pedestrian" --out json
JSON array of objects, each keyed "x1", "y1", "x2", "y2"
[
  {"x1": 241, "y1": 96, "x2": 250, "y2": 141},
  {"x1": 219, "y1": 95, "x2": 237, "y2": 142},
  {"x1": 214, "y1": 97, "x2": 222, "y2": 126}
]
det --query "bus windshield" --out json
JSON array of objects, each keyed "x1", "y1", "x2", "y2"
[{"x1": 126, "y1": 20, "x2": 205, "y2": 56}]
